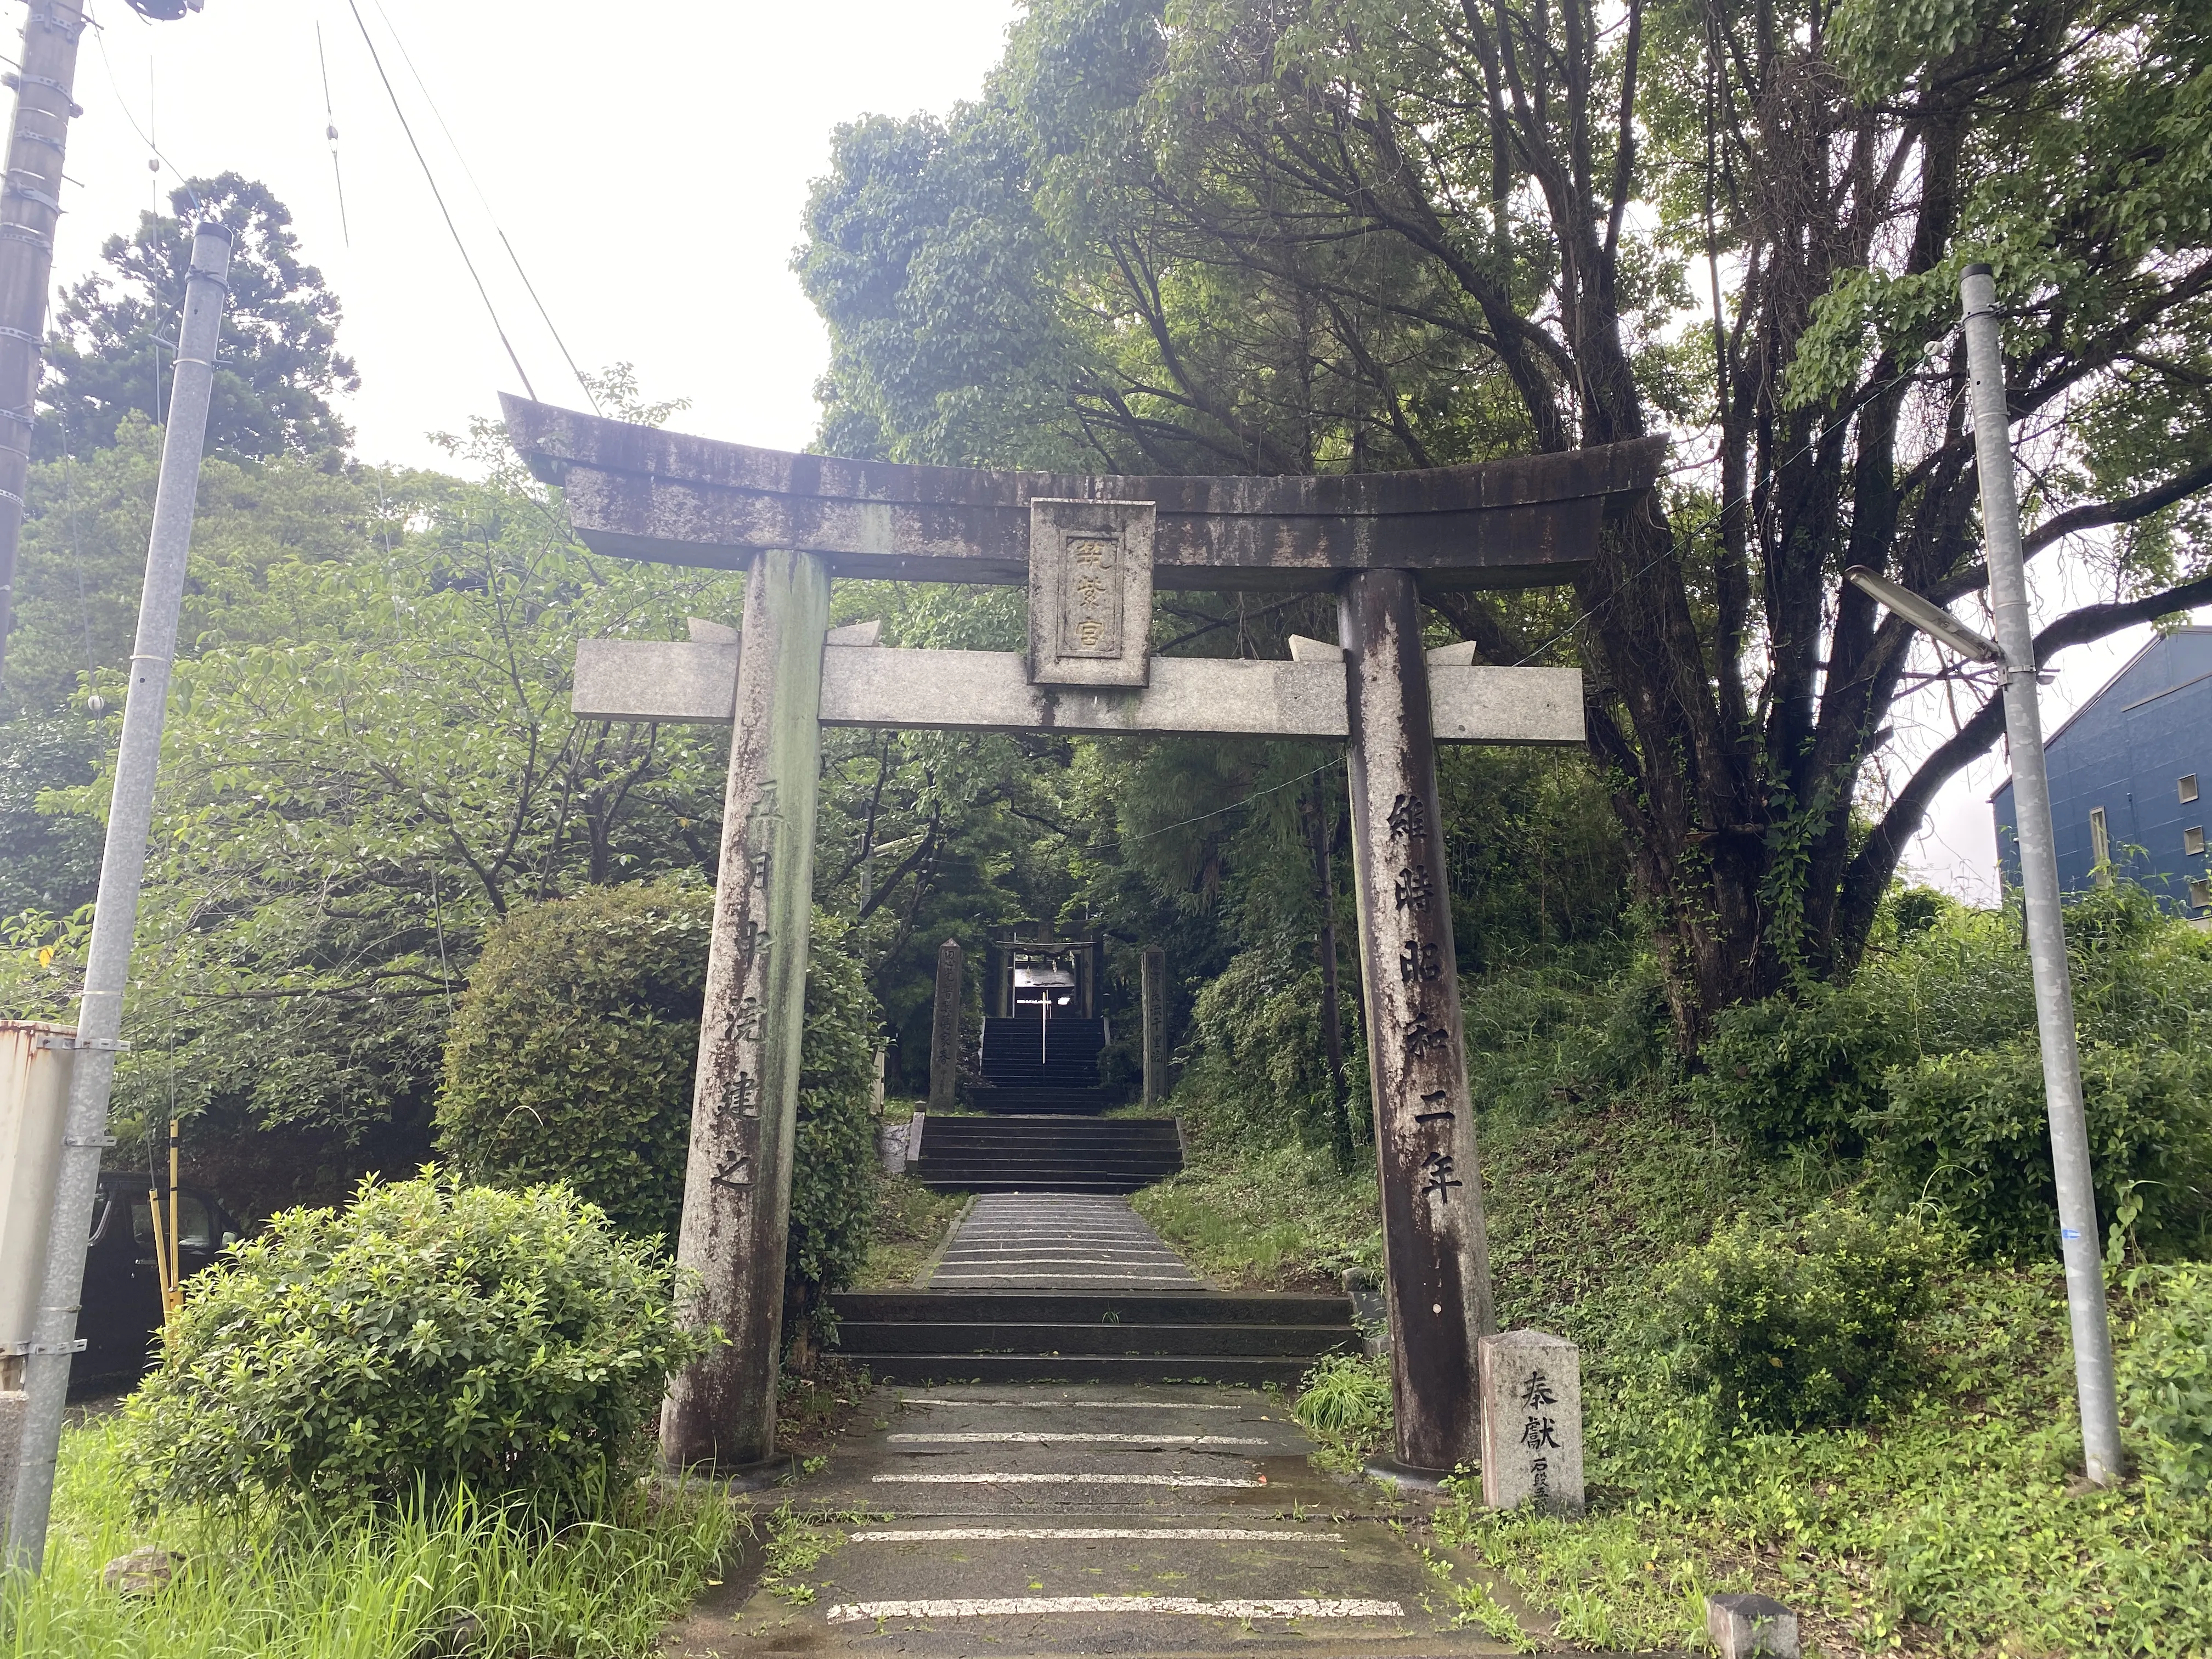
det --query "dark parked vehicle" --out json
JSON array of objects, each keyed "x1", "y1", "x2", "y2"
[{"x1": 74, "y1": 1173, "x2": 241, "y2": 1390}]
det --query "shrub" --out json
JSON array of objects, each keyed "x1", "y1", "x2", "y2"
[
  {"x1": 1868, "y1": 1037, "x2": 2212, "y2": 1259},
  {"x1": 1691, "y1": 979, "x2": 1900, "y2": 1144},
  {"x1": 1654, "y1": 1203, "x2": 1955, "y2": 1429},
  {"x1": 437, "y1": 886, "x2": 884, "y2": 1336},
  {"x1": 120, "y1": 1173, "x2": 710, "y2": 1517},
  {"x1": 2119, "y1": 1263, "x2": 2212, "y2": 1494},
  {"x1": 1183, "y1": 947, "x2": 1363, "y2": 1156},
  {"x1": 435, "y1": 880, "x2": 711, "y2": 1240},
  {"x1": 783, "y1": 910, "x2": 883, "y2": 1348}
]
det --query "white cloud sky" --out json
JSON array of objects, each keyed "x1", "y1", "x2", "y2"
[
  {"x1": 47, "y1": 0, "x2": 2203, "y2": 906},
  {"x1": 54, "y1": 0, "x2": 1023, "y2": 464}
]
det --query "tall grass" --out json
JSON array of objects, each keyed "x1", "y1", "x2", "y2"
[{"x1": 2, "y1": 1418, "x2": 739, "y2": 1658}]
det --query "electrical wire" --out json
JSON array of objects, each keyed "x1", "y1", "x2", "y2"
[
  {"x1": 343, "y1": 0, "x2": 539, "y2": 400},
  {"x1": 317, "y1": 21, "x2": 351, "y2": 247},
  {"x1": 1124, "y1": 760, "x2": 1340, "y2": 843},
  {"x1": 91, "y1": 18, "x2": 200, "y2": 215},
  {"x1": 366, "y1": 0, "x2": 600, "y2": 413}
]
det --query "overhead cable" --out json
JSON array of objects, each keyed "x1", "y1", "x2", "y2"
[
  {"x1": 368, "y1": 0, "x2": 600, "y2": 413},
  {"x1": 343, "y1": 0, "x2": 538, "y2": 400}
]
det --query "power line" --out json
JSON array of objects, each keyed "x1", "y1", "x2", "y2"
[
  {"x1": 343, "y1": 0, "x2": 538, "y2": 400},
  {"x1": 366, "y1": 0, "x2": 600, "y2": 414},
  {"x1": 316, "y1": 21, "x2": 350, "y2": 246}
]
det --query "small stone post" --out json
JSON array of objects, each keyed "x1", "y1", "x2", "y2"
[
  {"x1": 1706, "y1": 1595, "x2": 1799, "y2": 1659},
  {"x1": 1141, "y1": 946, "x2": 1167, "y2": 1108},
  {"x1": 1341, "y1": 568, "x2": 1496, "y2": 1474},
  {"x1": 660, "y1": 548, "x2": 829, "y2": 1471},
  {"x1": 1477, "y1": 1329, "x2": 1584, "y2": 1514},
  {"x1": 929, "y1": 940, "x2": 962, "y2": 1110}
]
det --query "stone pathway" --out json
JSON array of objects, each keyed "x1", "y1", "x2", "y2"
[
  {"x1": 668, "y1": 1381, "x2": 1532, "y2": 1657},
  {"x1": 928, "y1": 1193, "x2": 1206, "y2": 1292}
]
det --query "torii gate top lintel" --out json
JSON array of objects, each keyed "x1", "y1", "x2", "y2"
[{"x1": 501, "y1": 396, "x2": 1666, "y2": 592}]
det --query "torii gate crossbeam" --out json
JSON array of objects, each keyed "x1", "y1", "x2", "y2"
[{"x1": 504, "y1": 397, "x2": 1664, "y2": 1479}]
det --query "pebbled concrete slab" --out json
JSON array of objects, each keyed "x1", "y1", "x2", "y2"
[{"x1": 663, "y1": 1382, "x2": 1532, "y2": 1658}]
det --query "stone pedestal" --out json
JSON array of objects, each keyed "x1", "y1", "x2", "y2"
[
  {"x1": 1477, "y1": 1329, "x2": 1583, "y2": 1514},
  {"x1": 929, "y1": 940, "x2": 962, "y2": 1111},
  {"x1": 1141, "y1": 947, "x2": 1167, "y2": 1107},
  {"x1": 1707, "y1": 1594, "x2": 1798, "y2": 1658}
]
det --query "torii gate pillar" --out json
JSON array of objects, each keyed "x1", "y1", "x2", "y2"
[
  {"x1": 662, "y1": 549, "x2": 828, "y2": 1470},
  {"x1": 1341, "y1": 570, "x2": 1493, "y2": 1472}
]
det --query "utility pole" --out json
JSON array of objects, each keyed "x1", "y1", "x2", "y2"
[
  {"x1": 4, "y1": 220, "x2": 230, "y2": 1575},
  {"x1": 1958, "y1": 262, "x2": 2125, "y2": 1485},
  {"x1": 0, "y1": 0, "x2": 86, "y2": 695}
]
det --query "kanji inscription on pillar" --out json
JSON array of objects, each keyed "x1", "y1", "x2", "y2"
[{"x1": 1027, "y1": 498, "x2": 1154, "y2": 687}]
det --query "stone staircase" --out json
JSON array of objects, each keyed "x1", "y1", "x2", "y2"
[
  {"x1": 967, "y1": 1013, "x2": 1116, "y2": 1113},
  {"x1": 909, "y1": 1115, "x2": 1182, "y2": 1194},
  {"x1": 827, "y1": 1289, "x2": 1357, "y2": 1386}
]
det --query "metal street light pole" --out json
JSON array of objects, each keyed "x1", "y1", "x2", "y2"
[
  {"x1": 3, "y1": 221, "x2": 231, "y2": 1575},
  {"x1": 1959, "y1": 261, "x2": 2124, "y2": 1485}
]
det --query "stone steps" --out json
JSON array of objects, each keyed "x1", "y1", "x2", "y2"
[{"x1": 910, "y1": 1115, "x2": 1181, "y2": 1192}]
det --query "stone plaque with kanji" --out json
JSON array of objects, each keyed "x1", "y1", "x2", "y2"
[
  {"x1": 1027, "y1": 498, "x2": 1154, "y2": 687},
  {"x1": 1477, "y1": 1328, "x2": 1584, "y2": 1514}
]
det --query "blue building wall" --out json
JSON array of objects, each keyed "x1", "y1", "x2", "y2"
[{"x1": 1993, "y1": 628, "x2": 2212, "y2": 916}]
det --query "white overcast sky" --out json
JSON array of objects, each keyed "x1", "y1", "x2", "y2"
[{"x1": 48, "y1": 0, "x2": 2202, "y2": 905}]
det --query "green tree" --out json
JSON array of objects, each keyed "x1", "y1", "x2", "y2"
[
  {"x1": 798, "y1": 0, "x2": 2212, "y2": 1043},
  {"x1": 36, "y1": 173, "x2": 359, "y2": 461}
]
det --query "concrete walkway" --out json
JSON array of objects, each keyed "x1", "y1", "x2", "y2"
[
  {"x1": 928, "y1": 1193, "x2": 1206, "y2": 1292},
  {"x1": 669, "y1": 1381, "x2": 1529, "y2": 1657}
]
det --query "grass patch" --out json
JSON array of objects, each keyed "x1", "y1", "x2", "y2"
[
  {"x1": 855, "y1": 1175, "x2": 966, "y2": 1288},
  {"x1": 1132, "y1": 1128, "x2": 1380, "y2": 1291},
  {"x1": 1184, "y1": 970, "x2": 2212, "y2": 1655},
  {"x1": 2, "y1": 1415, "x2": 739, "y2": 1658}
]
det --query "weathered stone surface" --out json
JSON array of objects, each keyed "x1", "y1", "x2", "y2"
[
  {"x1": 103, "y1": 1547, "x2": 182, "y2": 1597},
  {"x1": 1706, "y1": 1593, "x2": 1799, "y2": 1658},
  {"x1": 1027, "y1": 499, "x2": 1154, "y2": 687},
  {"x1": 503, "y1": 394, "x2": 1665, "y2": 593},
  {"x1": 660, "y1": 549, "x2": 828, "y2": 1471},
  {"x1": 574, "y1": 639, "x2": 1584, "y2": 747},
  {"x1": 1477, "y1": 1329, "x2": 1584, "y2": 1514},
  {"x1": 929, "y1": 941, "x2": 963, "y2": 1111},
  {"x1": 1342, "y1": 569, "x2": 1493, "y2": 1475}
]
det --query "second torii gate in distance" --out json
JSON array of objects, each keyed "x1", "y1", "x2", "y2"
[{"x1": 503, "y1": 396, "x2": 1664, "y2": 1477}]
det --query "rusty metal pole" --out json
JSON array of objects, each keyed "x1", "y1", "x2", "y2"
[
  {"x1": 1340, "y1": 569, "x2": 1495, "y2": 1475},
  {"x1": 660, "y1": 549, "x2": 827, "y2": 1471},
  {"x1": 928, "y1": 939, "x2": 962, "y2": 1111},
  {"x1": 1140, "y1": 946, "x2": 1167, "y2": 1109}
]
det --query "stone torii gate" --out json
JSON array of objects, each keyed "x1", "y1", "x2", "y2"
[{"x1": 502, "y1": 397, "x2": 1664, "y2": 1477}]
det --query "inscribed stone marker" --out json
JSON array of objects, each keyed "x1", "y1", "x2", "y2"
[
  {"x1": 929, "y1": 940, "x2": 962, "y2": 1111},
  {"x1": 1027, "y1": 499, "x2": 1154, "y2": 687},
  {"x1": 1477, "y1": 1329, "x2": 1584, "y2": 1514}
]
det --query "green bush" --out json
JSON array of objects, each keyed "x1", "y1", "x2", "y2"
[
  {"x1": 783, "y1": 910, "x2": 883, "y2": 1346},
  {"x1": 1654, "y1": 1203, "x2": 1955, "y2": 1429},
  {"x1": 1183, "y1": 947, "x2": 1363, "y2": 1156},
  {"x1": 1869, "y1": 1037, "x2": 2212, "y2": 1259},
  {"x1": 2119, "y1": 1263, "x2": 2212, "y2": 1494},
  {"x1": 436, "y1": 885, "x2": 884, "y2": 1338},
  {"x1": 120, "y1": 1173, "x2": 709, "y2": 1518},
  {"x1": 1693, "y1": 889, "x2": 2212, "y2": 1257},
  {"x1": 436, "y1": 881, "x2": 712, "y2": 1240}
]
